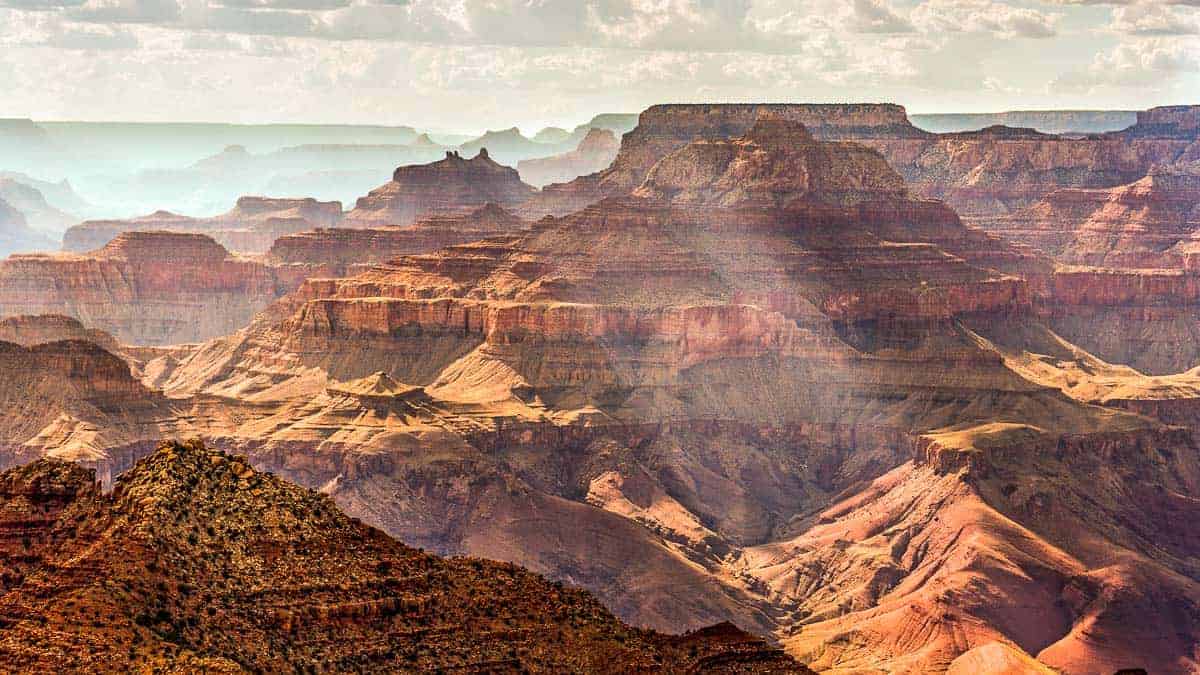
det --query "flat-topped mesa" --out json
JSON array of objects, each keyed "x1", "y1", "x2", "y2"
[
  {"x1": 1121, "y1": 105, "x2": 1200, "y2": 139},
  {"x1": 523, "y1": 103, "x2": 930, "y2": 218},
  {"x1": 226, "y1": 195, "x2": 342, "y2": 224},
  {"x1": 634, "y1": 117, "x2": 909, "y2": 210},
  {"x1": 0, "y1": 232, "x2": 289, "y2": 345},
  {"x1": 98, "y1": 230, "x2": 231, "y2": 263},
  {"x1": 267, "y1": 202, "x2": 527, "y2": 276},
  {"x1": 62, "y1": 197, "x2": 344, "y2": 255},
  {"x1": 634, "y1": 103, "x2": 926, "y2": 140},
  {"x1": 344, "y1": 149, "x2": 536, "y2": 227},
  {"x1": 1061, "y1": 165, "x2": 1200, "y2": 268}
]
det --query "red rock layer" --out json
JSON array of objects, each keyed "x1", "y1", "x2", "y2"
[
  {"x1": 266, "y1": 203, "x2": 526, "y2": 278},
  {"x1": 518, "y1": 128, "x2": 621, "y2": 187},
  {"x1": 62, "y1": 196, "x2": 343, "y2": 254},
  {"x1": 0, "y1": 231, "x2": 291, "y2": 345},
  {"x1": 344, "y1": 149, "x2": 536, "y2": 227}
]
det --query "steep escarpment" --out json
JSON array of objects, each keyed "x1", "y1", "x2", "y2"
[
  {"x1": 0, "y1": 439, "x2": 809, "y2": 673},
  {"x1": 0, "y1": 231, "x2": 292, "y2": 345},
  {"x1": 345, "y1": 149, "x2": 536, "y2": 227},
  {"x1": 519, "y1": 128, "x2": 621, "y2": 187},
  {"x1": 969, "y1": 162, "x2": 1200, "y2": 374},
  {"x1": 62, "y1": 196, "x2": 343, "y2": 255},
  {"x1": 267, "y1": 202, "x2": 526, "y2": 278}
]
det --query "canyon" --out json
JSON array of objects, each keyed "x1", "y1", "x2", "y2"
[
  {"x1": 0, "y1": 439, "x2": 808, "y2": 672},
  {"x1": 0, "y1": 102, "x2": 1198, "y2": 673}
]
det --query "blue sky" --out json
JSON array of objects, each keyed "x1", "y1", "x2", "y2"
[{"x1": 1, "y1": 0, "x2": 1196, "y2": 131}]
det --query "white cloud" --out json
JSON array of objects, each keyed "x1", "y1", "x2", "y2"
[
  {"x1": 44, "y1": 22, "x2": 140, "y2": 47},
  {"x1": 1051, "y1": 37, "x2": 1199, "y2": 91},
  {"x1": 912, "y1": 0, "x2": 1061, "y2": 38},
  {"x1": 1109, "y1": 1, "x2": 1199, "y2": 34}
]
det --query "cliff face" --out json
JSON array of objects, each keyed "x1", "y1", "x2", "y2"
[
  {"x1": 0, "y1": 439, "x2": 809, "y2": 673},
  {"x1": 62, "y1": 196, "x2": 343, "y2": 254},
  {"x1": 267, "y1": 202, "x2": 526, "y2": 278},
  {"x1": 0, "y1": 314, "x2": 120, "y2": 352},
  {"x1": 345, "y1": 149, "x2": 536, "y2": 227},
  {"x1": 0, "y1": 231, "x2": 290, "y2": 345},
  {"x1": 518, "y1": 128, "x2": 620, "y2": 187}
]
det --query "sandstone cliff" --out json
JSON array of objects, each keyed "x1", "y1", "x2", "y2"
[
  {"x1": 0, "y1": 231, "x2": 291, "y2": 345},
  {"x1": 345, "y1": 149, "x2": 536, "y2": 227}
]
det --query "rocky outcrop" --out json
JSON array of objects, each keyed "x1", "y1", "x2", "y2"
[
  {"x1": 62, "y1": 196, "x2": 343, "y2": 254},
  {"x1": 267, "y1": 202, "x2": 526, "y2": 277},
  {"x1": 0, "y1": 314, "x2": 120, "y2": 352},
  {"x1": 345, "y1": 150, "x2": 536, "y2": 227},
  {"x1": 8, "y1": 104, "x2": 1200, "y2": 674},
  {"x1": 0, "y1": 439, "x2": 810, "y2": 673},
  {"x1": 0, "y1": 231, "x2": 291, "y2": 345},
  {"x1": 518, "y1": 128, "x2": 620, "y2": 187}
]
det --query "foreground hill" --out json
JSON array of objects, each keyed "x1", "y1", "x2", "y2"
[{"x1": 0, "y1": 438, "x2": 808, "y2": 673}]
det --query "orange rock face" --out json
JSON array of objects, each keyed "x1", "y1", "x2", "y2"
[
  {"x1": 0, "y1": 231, "x2": 291, "y2": 345},
  {"x1": 345, "y1": 149, "x2": 536, "y2": 227},
  {"x1": 62, "y1": 196, "x2": 343, "y2": 255}
]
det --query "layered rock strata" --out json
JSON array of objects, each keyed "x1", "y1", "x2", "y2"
[
  {"x1": 267, "y1": 203, "x2": 526, "y2": 278},
  {"x1": 345, "y1": 150, "x2": 536, "y2": 227},
  {"x1": 0, "y1": 232, "x2": 289, "y2": 345}
]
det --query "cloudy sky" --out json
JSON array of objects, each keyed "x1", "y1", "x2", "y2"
[{"x1": 1, "y1": 0, "x2": 1197, "y2": 132}]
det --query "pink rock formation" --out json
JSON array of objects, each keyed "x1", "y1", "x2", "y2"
[
  {"x1": 345, "y1": 150, "x2": 536, "y2": 227},
  {"x1": 0, "y1": 231, "x2": 290, "y2": 345}
]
